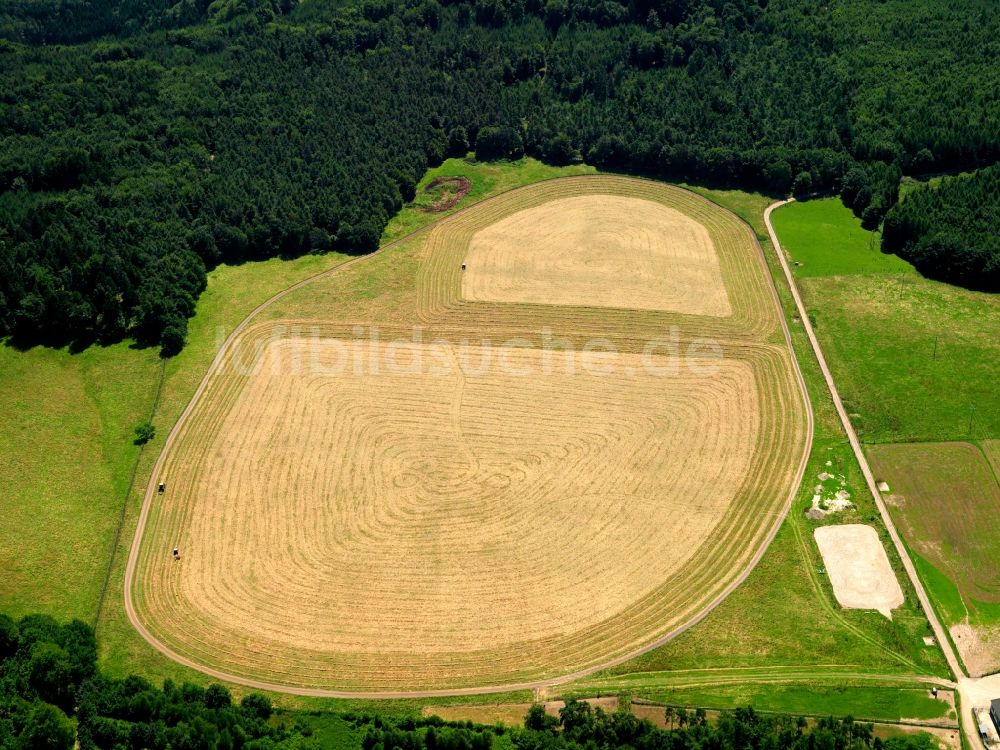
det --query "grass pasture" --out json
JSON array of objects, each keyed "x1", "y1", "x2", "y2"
[
  {"x1": 867, "y1": 441, "x2": 1000, "y2": 675},
  {"x1": 773, "y1": 198, "x2": 999, "y2": 444},
  {"x1": 770, "y1": 199, "x2": 914, "y2": 277},
  {"x1": 0, "y1": 342, "x2": 160, "y2": 621},
  {"x1": 640, "y1": 684, "x2": 953, "y2": 724},
  {"x1": 129, "y1": 175, "x2": 810, "y2": 692}
]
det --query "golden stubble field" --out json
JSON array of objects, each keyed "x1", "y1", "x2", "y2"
[
  {"x1": 461, "y1": 194, "x2": 731, "y2": 316},
  {"x1": 129, "y1": 175, "x2": 810, "y2": 692}
]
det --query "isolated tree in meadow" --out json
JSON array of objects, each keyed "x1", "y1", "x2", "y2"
[
  {"x1": 133, "y1": 421, "x2": 155, "y2": 445},
  {"x1": 159, "y1": 320, "x2": 187, "y2": 358}
]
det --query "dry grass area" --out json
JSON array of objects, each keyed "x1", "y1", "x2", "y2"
[
  {"x1": 868, "y1": 441, "x2": 1000, "y2": 675},
  {"x1": 983, "y1": 439, "x2": 1000, "y2": 477},
  {"x1": 462, "y1": 195, "x2": 731, "y2": 317},
  {"x1": 814, "y1": 525, "x2": 903, "y2": 618},
  {"x1": 131, "y1": 175, "x2": 809, "y2": 691}
]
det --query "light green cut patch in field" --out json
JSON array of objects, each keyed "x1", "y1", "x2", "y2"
[
  {"x1": 770, "y1": 198, "x2": 915, "y2": 277},
  {"x1": 910, "y1": 553, "x2": 967, "y2": 628}
]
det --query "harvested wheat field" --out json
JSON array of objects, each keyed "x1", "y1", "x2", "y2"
[
  {"x1": 128, "y1": 175, "x2": 810, "y2": 693},
  {"x1": 462, "y1": 195, "x2": 731, "y2": 317}
]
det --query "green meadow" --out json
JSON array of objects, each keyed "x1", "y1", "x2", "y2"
[{"x1": 773, "y1": 198, "x2": 999, "y2": 444}]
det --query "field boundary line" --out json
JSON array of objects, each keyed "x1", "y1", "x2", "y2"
[
  {"x1": 576, "y1": 670, "x2": 953, "y2": 690},
  {"x1": 121, "y1": 177, "x2": 813, "y2": 698},
  {"x1": 92, "y1": 358, "x2": 167, "y2": 628}
]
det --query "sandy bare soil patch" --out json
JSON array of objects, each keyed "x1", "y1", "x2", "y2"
[
  {"x1": 814, "y1": 525, "x2": 904, "y2": 618},
  {"x1": 461, "y1": 195, "x2": 731, "y2": 317},
  {"x1": 949, "y1": 623, "x2": 1000, "y2": 677}
]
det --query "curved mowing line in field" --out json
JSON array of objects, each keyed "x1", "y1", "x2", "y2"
[
  {"x1": 418, "y1": 176, "x2": 778, "y2": 345},
  {"x1": 125, "y1": 176, "x2": 813, "y2": 696}
]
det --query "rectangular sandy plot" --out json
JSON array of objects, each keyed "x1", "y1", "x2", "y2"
[
  {"x1": 814, "y1": 524, "x2": 903, "y2": 618},
  {"x1": 461, "y1": 195, "x2": 732, "y2": 317}
]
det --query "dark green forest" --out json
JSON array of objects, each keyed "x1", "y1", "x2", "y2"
[
  {"x1": 354, "y1": 703, "x2": 938, "y2": 750},
  {"x1": 1, "y1": 0, "x2": 999, "y2": 353},
  {"x1": 882, "y1": 165, "x2": 1000, "y2": 291},
  {"x1": 0, "y1": 613, "x2": 310, "y2": 750},
  {"x1": 0, "y1": 613, "x2": 941, "y2": 750}
]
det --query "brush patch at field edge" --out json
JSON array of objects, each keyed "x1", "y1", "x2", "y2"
[{"x1": 814, "y1": 524, "x2": 904, "y2": 619}]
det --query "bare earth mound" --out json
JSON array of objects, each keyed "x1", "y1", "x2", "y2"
[
  {"x1": 461, "y1": 194, "x2": 731, "y2": 317},
  {"x1": 128, "y1": 175, "x2": 810, "y2": 692},
  {"x1": 814, "y1": 524, "x2": 903, "y2": 618}
]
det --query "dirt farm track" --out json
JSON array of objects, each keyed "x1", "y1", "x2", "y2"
[{"x1": 125, "y1": 175, "x2": 813, "y2": 695}]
